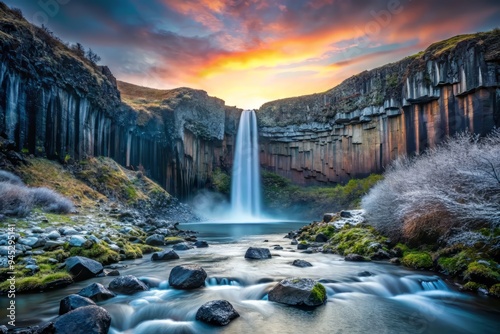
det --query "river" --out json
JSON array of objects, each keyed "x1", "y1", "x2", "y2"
[{"x1": 8, "y1": 221, "x2": 500, "y2": 333}]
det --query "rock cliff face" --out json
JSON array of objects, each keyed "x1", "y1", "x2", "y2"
[
  {"x1": 0, "y1": 4, "x2": 240, "y2": 198},
  {"x1": 258, "y1": 31, "x2": 500, "y2": 185}
]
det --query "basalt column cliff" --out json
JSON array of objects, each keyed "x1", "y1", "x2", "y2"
[
  {"x1": 0, "y1": 4, "x2": 240, "y2": 198},
  {"x1": 258, "y1": 31, "x2": 500, "y2": 185}
]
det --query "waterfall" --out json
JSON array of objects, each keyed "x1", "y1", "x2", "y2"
[{"x1": 231, "y1": 110, "x2": 262, "y2": 218}]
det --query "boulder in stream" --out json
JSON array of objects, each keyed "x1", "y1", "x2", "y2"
[
  {"x1": 292, "y1": 259, "x2": 313, "y2": 267},
  {"x1": 169, "y1": 264, "x2": 207, "y2": 289},
  {"x1": 196, "y1": 300, "x2": 240, "y2": 326},
  {"x1": 53, "y1": 305, "x2": 111, "y2": 334},
  {"x1": 244, "y1": 247, "x2": 271, "y2": 259},
  {"x1": 268, "y1": 278, "x2": 327, "y2": 307},
  {"x1": 151, "y1": 249, "x2": 179, "y2": 261},
  {"x1": 65, "y1": 256, "x2": 103, "y2": 281},
  {"x1": 78, "y1": 283, "x2": 116, "y2": 302},
  {"x1": 108, "y1": 275, "x2": 149, "y2": 294},
  {"x1": 59, "y1": 294, "x2": 96, "y2": 315}
]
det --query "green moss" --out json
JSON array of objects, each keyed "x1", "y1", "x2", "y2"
[
  {"x1": 136, "y1": 244, "x2": 162, "y2": 254},
  {"x1": 394, "y1": 243, "x2": 410, "y2": 256},
  {"x1": 165, "y1": 237, "x2": 185, "y2": 245},
  {"x1": 463, "y1": 281, "x2": 487, "y2": 292},
  {"x1": 463, "y1": 262, "x2": 500, "y2": 285},
  {"x1": 67, "y1": 242, "x2": 120, "y2": 265},
  {"x1": 316, "y1": 225, "x2": 336, "y2": 239},
  {"x1": 401, "y1": 252, "x2": 433, "y2": 269},
  {"x1": 489, "y1": 283, "x2": 500, "y2": 297},
  {"x1": 436, "y1": 250, "x2": 477, "y2": 276},
  {"x1": 122, "y1": 243, "x2": 143, "y2": 259},
  {"x1": 212, "y1": 168, "x2": 231, "y2": 195},
  {"x1": 329, "y1": 225, "x2": 385, "y2": 256},
  {"x1": 309, "y1": 283, "x2": 326, "y2": 304}
]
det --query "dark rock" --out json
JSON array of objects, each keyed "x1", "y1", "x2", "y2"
[
  {"x1": 297, "y1": 243, "x2": 309, "y2": 250},
  {"x1": 151, "y1": 250, "x2": 180, "y2": 261},
  {"x1": 43, "y1": 240, "x2": 65, "y2": 251},
  {"x1": 34, "y1": 322, "x2": 55, "y2": 334},
  {"x1": 59, "y1": 294, "x2": 96, "y2": 315},
  {"x1": 291, "y1": 239, "x2": 298, "y2": 245},
  {"x1": 274, "y1": 246, "x2": 283, "y2": 250},
  {"x1": 357, "y1": 271, "x2": 373, "y2": 277},
  {"x1": 78, "y1": 283, "x2": 116, "y2": 302},
  {"x1": 244, "y1": 247, "x2": 272, "y2": 259},
  {"x1": 315, "y1": 233, "x2": 328, "y2": 242},
  {"x1": 139, "y1": 277, "x2": 162, "y2": 288},
  {"x1": 145, "y1": 234, "x2": 164, "y2": 246},
  {"x1": 0, "y1": 325, "x2": 7, "y2": 334},
  {"x1": 194, "y1": 240, "x2": 209, "y2": 248},
  {"x1": 344, "y1": 254, "x2": 369, "y2": 262},
  {"x1": 53, "y1": 305, "x2": 111, "y2": 334},
  {"x1": 390, "y1": 247, "x2": 404, "y2": 258},
  {"x1": 173, "y1": 242, "x2": 193, "y2": 251},
  {"x1": 371, "y1": 249, "x2": 391, "y2": 260},
  {"x1": 65, "y1": 256, "x2": 103, "y2": 281},
  {"x1": 195, "y1": 300, "x2": 240, "y2": 326},
  {"x1": 104, "y1": 269, "x2": 120, "y2": 276},
  {"x1": 340, "y1": 211, "x2": 352, "y2": 218},
  {"x1": 292, "y1": 259, "x2": 313, "y2": 267},
  {"x1": 108, "y1": 275, "x2": 149, "y2": 294},
  {"x1": 390, "y1": 257, "x2": 401, "y2": 264},
  {"x1": 323, "y1": 213, "x2": 335, "y2": 222},
  {"x1": 168, "y1": 265, "x2": 207, "y2": 289},
  {"x1": 268, "y1": 278, "x2": 327, "y2": 307}
]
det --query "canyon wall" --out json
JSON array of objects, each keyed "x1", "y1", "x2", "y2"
[
  {"x1": 258, "y1": 31, "x2": 500, "y2": 185},
  {"x1": 0, "y1": 4, "x2": 240, "y2": 198}
]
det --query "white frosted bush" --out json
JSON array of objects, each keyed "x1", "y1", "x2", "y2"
[{"x1": 362, "y1": 130, "x2": 500, "y2": 242}]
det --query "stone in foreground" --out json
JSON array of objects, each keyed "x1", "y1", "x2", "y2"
[
  {"x1": 196, "y1": 300, "x2": 240, "y2": 326},
  {"x1": 59, "y1": 294, "x2": 96, "y2": 315},
  {"x1": 65, "y1": 256, "x2": 103, "y2": 281},
  {"x1": 292, "y1": 259, "x2": 313, "y2": 267},
  {"x1": 169, "y1": 264, "x2": 207, "y2": 289},
  {"x1": 78, "y1": 282, "x2": 116, "y2": 302},
  {"x1": 244, "y1": 247, "x2": 271, "y2": 259},
  {"x1": 268, "y1": 278, "x2": 326, "y2": 308},
  {"x1": 108, "y1": 275, "x2": 149, "y2": 294},
  {"x1": 53, "y1": 305, "x2": 111, "y2": 334},
  {"x1": 151, "y1": 249, "x2": 180, "y2": 261}
]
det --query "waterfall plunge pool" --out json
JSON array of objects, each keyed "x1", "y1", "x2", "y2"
[{"x1": 8, "y1": 223, "x2": 500, "y2": 334}]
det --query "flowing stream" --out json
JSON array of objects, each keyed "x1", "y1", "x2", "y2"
[{"x1": 9, "y1": 221, "x2": 500, "y2": 333}]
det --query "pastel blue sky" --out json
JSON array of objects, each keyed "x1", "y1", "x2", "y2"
[{"x1": 5, "y1": 0, "x2": 500, "y2": 108}]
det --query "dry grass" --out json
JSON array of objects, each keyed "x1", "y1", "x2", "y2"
[{"x1": 17, "y1": 158, "x2": 104, "y2": 208}]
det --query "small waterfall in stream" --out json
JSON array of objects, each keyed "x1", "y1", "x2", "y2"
[{"x1": 230, "y1": 110, "x2": 262, "y2": 219}]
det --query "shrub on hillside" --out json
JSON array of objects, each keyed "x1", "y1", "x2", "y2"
[
  {"x1": 362, "y1": 130, "x2": 500, "y2": 244},
  {"x1": 0, "y1": 171, "x2": 75, "y2": 216}
]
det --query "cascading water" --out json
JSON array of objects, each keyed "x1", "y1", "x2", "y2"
[{"x1": 231, "y1": 110, "x2": 262, "y2": 218}]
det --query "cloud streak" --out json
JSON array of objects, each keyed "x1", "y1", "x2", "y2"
[{"x1": 5, "y1": 0, "x2": 500, "y2": 108}]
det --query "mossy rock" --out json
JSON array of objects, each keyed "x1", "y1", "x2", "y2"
[
  {"x1": 489, "y1": 283, "x2": 500, "y2": 297},
  {"x1": 401, "y1": 252, "x2": 433, "y2": 269},
  {"x1": 328, "y1": 225, "x2": 386, "y2": 256},
  {"x1": 462, "y1": 281, "x2": 487, "y2": 292},
  {"x1": 309, "y1": 283, "x2": 327, "y2": 304},
  {"x1": 165, "y1": 237, "x2": 186, "y2": 245},
  {"x1": 463, "y1": 262, "x2": 500, "y2": 285},
  {"x1": 0, "y1": 272, "x2": 73, "y2": 293},
  {"x1": 67, "y1": 242, "x2": 120, "y2": 265}
]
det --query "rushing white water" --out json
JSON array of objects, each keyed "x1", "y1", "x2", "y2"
[{"x1": 231, "y1": 110, "x2": 262, "y2": 219}]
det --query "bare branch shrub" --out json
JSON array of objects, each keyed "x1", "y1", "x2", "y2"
[{"x1": 362, "y1": 130, "x2": 500, "y2": 243}]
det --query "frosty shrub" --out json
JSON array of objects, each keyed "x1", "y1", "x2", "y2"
[
  {"x1": 0, "y1": 170, "x2": 24, "y2": 185},
  {"x1": 362, "y1": 130, "x2": 500, "y2": 243},
  {"x1": 0, "y1": 171, "x2": 75, "y2": 216},
  {"x1": 0, "y1": 182, "x2": 32, "y2": 217},
  {"x1": 31, "y1": 187, "x2": 75, "y2": 213}
]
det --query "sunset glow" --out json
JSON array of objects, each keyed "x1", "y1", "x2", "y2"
[{"x1": 8, "y1": 0, "x2": 500, "y2": 108}]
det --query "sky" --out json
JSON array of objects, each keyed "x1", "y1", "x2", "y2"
[{"x1": 5, "y1": 0, "x2": 500, "y2": 109}]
